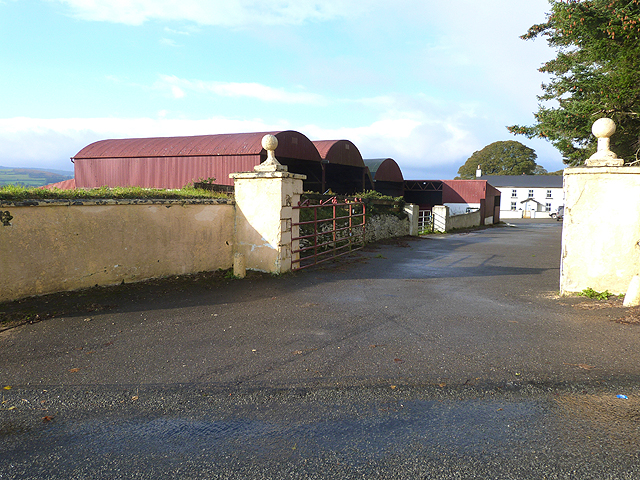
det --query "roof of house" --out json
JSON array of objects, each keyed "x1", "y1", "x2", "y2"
[
  {"x1": 479, "y1": 175, "x2": 563, "y2": 188},
  {"x1": 520, "y1": 198, "x2": 544, "y2": 206}
]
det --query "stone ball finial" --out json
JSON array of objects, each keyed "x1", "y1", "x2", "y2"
[
  {"x1": 585, "y1": 118, "x2": 624, "y2": 167},
  {"x1": 592, "y1": 118, "x2": 616, "y2": 139},
  {"x1": 262, "y1": 134, "x2": 278, "y2": 152},
  {"x1": 255, "y1": 134, "x2": 287, "y2": 172}
]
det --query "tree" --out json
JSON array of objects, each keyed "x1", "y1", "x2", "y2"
[
  {"x1": 457, "y1": 141, "x2": 538, "y2": 179},
  {"x1": 534, "y1": 164, "x2": 549, "y2": 175},
  {"x1": 508, "y1": 0, "x2": 640, "y2": 166}
]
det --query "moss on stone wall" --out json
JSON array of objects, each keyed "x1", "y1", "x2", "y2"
[{"x1": 0, "y1": 185, "x2": 231, "y2": 202}]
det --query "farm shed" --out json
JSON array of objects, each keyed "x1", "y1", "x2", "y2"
[
  {"x1": 442, "y1": 180, "x2": 501, "y2": 225},
  {"x1": 403, "y1": 180, "x2": 443, "y2": 211},
  {"x1": 313, "y1": 140, "x2": 373, "y2": 194},
  {"x1": 403, "y1": 179, "x2": 500, "y2": 224},
  {"x1": 363, "y1": 158, "x2": 404, "y2": 197},
  {"x1": 71, "y1": 130, "x2": 323, "y2": 190}
]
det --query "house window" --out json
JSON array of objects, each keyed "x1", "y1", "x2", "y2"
[
  {"x1": 545, "y1": 202, "x2": 552, "y2": 212},
  {"x1": 510, "y1": 202, "x2": 517, "y2": 211},
  {"x1": 528, "y1": 189, "x2": 534, "y2": 198},
  {"x1": 511, "y1": 189, "x2": 517, "y2": 197},
  {"x1": 546, "y1": 190, "x2": 552, "y2": 198}
]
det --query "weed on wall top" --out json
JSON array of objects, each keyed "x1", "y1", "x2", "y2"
[{"x1": 0, "y1": 185, "x2": 231, "y2": 202}]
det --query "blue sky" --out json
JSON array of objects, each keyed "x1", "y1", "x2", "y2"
[{"x1": 0, "y1": 0, "x2": 563, "y2": 179}]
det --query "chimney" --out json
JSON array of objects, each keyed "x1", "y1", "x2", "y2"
[{"x1": 475, "y1": 165, "x2": 482, "y2": 178}]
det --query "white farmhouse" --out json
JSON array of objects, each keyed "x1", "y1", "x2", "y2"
[{"x1": 477, "y1": 172, "x2": 564, "y2": 219}]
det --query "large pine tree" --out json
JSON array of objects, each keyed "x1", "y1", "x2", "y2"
[{"x1": 508, "y1": 0, "x2": 640, "y2": 166}]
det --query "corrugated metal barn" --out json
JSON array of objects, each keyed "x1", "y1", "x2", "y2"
[
  {"x1": 363, "y1": 158, "x2": 404, "y2": 197},
  {"x1": 313, "y1": 140, "x2": 373, "y2": 194},
  {"x1": 72, "y1": 130, "x2": 323, "y2": 190},
  {"x1": 71, "y1": 131, "x2": 379, "y2": 194}
]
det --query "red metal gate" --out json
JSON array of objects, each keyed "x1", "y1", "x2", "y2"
[{"x1": 291, "y1": 197, "x2": 366, "y2": 270}]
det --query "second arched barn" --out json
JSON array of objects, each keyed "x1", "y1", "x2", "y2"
[
  {"x1": 313, "y1": 140, "x2": 373, "y2": 194},
  {"x1": 363, "y1": 158, "x2": 404, "y2": 197}
]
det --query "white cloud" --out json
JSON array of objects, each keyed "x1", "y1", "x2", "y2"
[
  {"x1": 160, "y1": 37, "x2": 180, "y2": 47},
  {"x1": 170, "y1": 85, "x2": 185, "y2": 98},
  {"x1": 0, "y1": 113, "x2": 473, "y2": 174},
  {"x1": 0, "y1": 83, "x2": 505, "y2": 176},
  {"x1": 302, "y1": 115, "x2": 478, "y2": 171},
  {"x1": 0, "y1": 116, "x2": 280, "y2": 170},
  {"x1": 156, "y1": 75, "x2": 327, "y2": 105},
  {"x1": 50, "y1": 0, "x2": 376, "y2": 26},
  {"x1": 0, "y1": 109, "x2": 565, "y2": 178},
  {"x1": 164, "y1": 27, "x2": 193, "y2": 35}
]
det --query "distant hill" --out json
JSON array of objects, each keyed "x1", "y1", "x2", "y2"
[{"x1": 0, "y1": 167, "x2": 74, "y2": 187}]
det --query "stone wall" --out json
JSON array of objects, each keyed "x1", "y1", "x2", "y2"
[
  {"x1": 364, "y1": 213, "x2": 410, "y2": 243},
  {"x1": 0, "y1": 185, "x2": 418, "y2": 303},
  {"x1": 0, "y1": 199, "x2": 235, "y2": 302}
]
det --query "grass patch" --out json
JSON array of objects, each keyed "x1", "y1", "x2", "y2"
[{"x1": 577, "y1": 287, "x2": 613, "y2": 301}]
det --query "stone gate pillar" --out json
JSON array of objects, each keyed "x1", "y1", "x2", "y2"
[
  {"x1": 560, "y1": 119, "x2": 640, "y2": 296},
  {"x1": 231, "y1": 135, "x2": 306, "y2": 274}
]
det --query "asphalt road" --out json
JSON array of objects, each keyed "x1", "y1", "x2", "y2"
[{"x1": 2, "y1": 219, "x2": 640, "y2": 479}]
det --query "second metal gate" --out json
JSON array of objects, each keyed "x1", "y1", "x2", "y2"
[{"x1": 418, "y1": 209, "x2": 433, "y2": 234}]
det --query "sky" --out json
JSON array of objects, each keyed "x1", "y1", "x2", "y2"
[{"x1": 0, "y1": 0, "x2": 564, "y2": 179}]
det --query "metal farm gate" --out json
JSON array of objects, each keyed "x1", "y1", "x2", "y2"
[
  {"x1": 418, "y1": 209, "x2": 433, "y2": 234},
  {"x1": 291, "y1": 197, "x2": 366, "y2": 270}
]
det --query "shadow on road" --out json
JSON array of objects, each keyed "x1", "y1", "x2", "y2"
[{"x1": 0, "y1": 222, "x2": 568, "y2": 330}]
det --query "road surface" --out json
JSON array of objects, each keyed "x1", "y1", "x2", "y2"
[{"x1": 2, "y1": 219, "x2": 640, "y2": 479}]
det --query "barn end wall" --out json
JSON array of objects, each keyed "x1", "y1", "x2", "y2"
[{"x1": 0, "y1": 199, "x2": 235, "y2": 302}]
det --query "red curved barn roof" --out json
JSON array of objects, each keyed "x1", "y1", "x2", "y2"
[
  {"x1": 73, "y1": 131, "x2": 322, "y2": 162},
  {"x1": 363, "y1": 158, "x2": 404, "y2": 182},
  {"x1": 312, "y1": 140, "x2": 364, "y2": 167}
]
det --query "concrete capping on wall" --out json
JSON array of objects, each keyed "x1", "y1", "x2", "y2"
[
  {"x1": 566, "y1": 166, "x2": 640, "y2": 176},
  {"x1": 0, "y1": 198, "x2": 232, "y2": 208},
  {"x1": 561, "y1": 166, "x2": 640, "y2": 295}
]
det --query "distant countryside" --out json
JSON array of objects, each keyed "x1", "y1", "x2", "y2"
[{"x1": 0, "y1": 167, "x2": 73, "y2": 187}]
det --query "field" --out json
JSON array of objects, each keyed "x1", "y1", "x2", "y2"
[{"x1": 0, "y1": 167, "x2": 73, "y2": 187}]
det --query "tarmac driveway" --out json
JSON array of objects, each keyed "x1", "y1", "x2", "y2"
[{"x1": 2, "y1": 219, "x2": 640, "y2": 479}]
